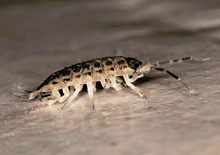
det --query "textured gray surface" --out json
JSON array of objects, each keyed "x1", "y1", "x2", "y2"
[{"x1": 0, "y1": 0, "x2": 220, "y2": 155}]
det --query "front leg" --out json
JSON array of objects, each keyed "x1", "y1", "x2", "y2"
[
  {"x1": 123, "y1": 75, "x2": 147, "y2": 99},
  {"x1": 130, "y1": 73, "x2": 144, "y2": 83}
]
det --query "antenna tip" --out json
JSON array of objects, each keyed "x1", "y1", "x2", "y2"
[
  {"x1": 189, "y1": 88, "x2": 195, "y2": 94},
  {"x1": 203, "y1": 58, "x2": 211, "y2": 61}
]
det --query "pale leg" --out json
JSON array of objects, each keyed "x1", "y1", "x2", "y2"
[
  {"x1": 105, "y1": 79, "x2": 112, "y2": 89},
  {"x1": 57, "y1": 87, "x2": 70, "y2": 103},
  {"x1": 69, "y1": 86, "x2": 75, "y2": 94},
  {"x1": 101, "y1": 78, "x2": 113, "y2": 89},
  {"x1": 130, "y1": 73, "x2": 144, "y2": 82},
  {"x1": 87, "y1": 82, "x2": 95, "y2": 110},
  {"x1": 100, "y1": 78, "x2": 106, "y2": 88},
  {"x1": 47, "y1": 88, "x2": 60, "y2": 105},
  {"x1": 123, "y1": 75, "x2": 147, "y2": 99},
  {"x1": 115, "y1": 77, "x2": 124, "y2": 84},
  {"x1": 93, "y1": 82, "x2": 97, "y2": 92},
  {"x1": 61, "y1": 84, "x2": 82, "y2": 109},
  {"x1": 110, "y1": 77, "x2": 122, "y2": 91}
]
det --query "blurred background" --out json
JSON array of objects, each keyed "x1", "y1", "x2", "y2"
[{"x1": 0, "y1": 0, "x2": 220, "y2": 155}]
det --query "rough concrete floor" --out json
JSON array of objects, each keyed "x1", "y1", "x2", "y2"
[{"x1": 0, "y1": 0, "x2": 220, "y2": 155}]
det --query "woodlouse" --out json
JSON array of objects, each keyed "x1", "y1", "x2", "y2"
[{"x1": 14, "y1": 56, "x2": 209, "y2": 110}]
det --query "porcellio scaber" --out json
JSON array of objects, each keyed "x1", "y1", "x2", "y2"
[{"x1": 15, "y1": 56, "x2": 209, "y2": 110}]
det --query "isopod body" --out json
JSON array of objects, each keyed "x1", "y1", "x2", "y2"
[{"x1": 17, "y1": 56, "x2": 209, "y2": 110}]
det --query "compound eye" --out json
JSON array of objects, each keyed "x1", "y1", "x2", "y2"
[
  {"x1": 133, "y1": 62, "x2": 140, "y2": 69},
  {"x1": 126, "y1": 57, "x2": 142, "y2": 70}
]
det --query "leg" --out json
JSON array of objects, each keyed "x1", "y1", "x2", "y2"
[
  {"x1": 87, "y1": 82, "x2": 95, "y2": 110},
  {"x1": 101, "y1": 78, "x2": 112, "y2": 89},
  {"x1": 110, "y1": 77, "x2": 122, "y2": 91},
  {"x1": 104, "y1": 79, "x2": 112, "y2": 89},
  {"x1": 61, "y1": 84, "x2": 82, "y2": 109},
  {"x1": 69, "y1": 86, "x2": 75, "y2": 94},
  {"x1": 47, "y1": 88, "x2": 60, "y2": 105},
  {"x1": 31, "y1": 92, "x2": 55, "y2": 110},
  {"x1": 93, "y1": 82, "x2": 97, "y2": 92},
  {"x1": 104, "y1": 77, "x2": 125, "y2": 89},
  {"x1": 57, "y1": 87, "x2": 70, "y2": 103},
  {"x1": 100, "y1": 78, "x2": 106, "y2": 88},
  {"x1": 123, "y1": 75, "x2": 147, "y2": 99},
  {"x1": 130, "y1": 73, "x2": 144, "y2": 82},
  {"x1": 154, "y1": 67, "x2": 191, "y2": 90},
  {"x1": 115, "y1": 77, "x2": 126, "y2": 86}
]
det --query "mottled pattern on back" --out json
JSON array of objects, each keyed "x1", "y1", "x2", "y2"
[{"x1": 37, "y1": 56, "x2": 137, "y2": 91}]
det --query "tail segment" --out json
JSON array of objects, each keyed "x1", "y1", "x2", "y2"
[
  {"x1": 13, "y1": 84, "x2": 31, "y2": 99},
  {"x1": 13, "y1": 84, "x2": 38, "y2": 100}
]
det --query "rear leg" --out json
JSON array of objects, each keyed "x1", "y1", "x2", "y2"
[
  {"x1": 28, "y1": 92, "x2": 54, "y2": 111},
  {"x1": 57, "y1": 87, "x2": 70, "y2": 103},
  {"x1": 48, "y1": 89, "x2": 61, "y2": 105},
  {"x1": 42, "y1": 88, "x2": 60, "y2": 105},
  {"x1": 61, "y1": 84, "x2": 83, "y2": 109}
]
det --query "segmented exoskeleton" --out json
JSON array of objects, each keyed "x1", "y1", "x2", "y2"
[{"x1": 15, "y1": 56, "x2": 209, "y2": 110}]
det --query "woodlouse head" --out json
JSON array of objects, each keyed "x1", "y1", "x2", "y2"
[{"x1": 126, "y1": 57, "x2": 143, "y2": 70}]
